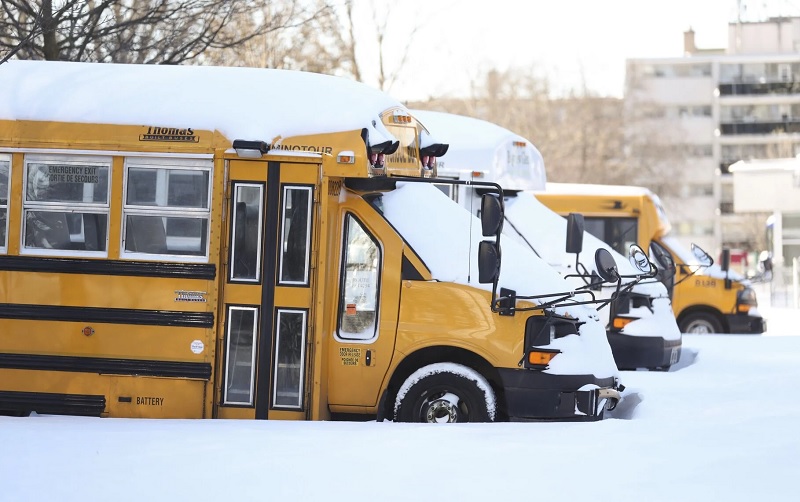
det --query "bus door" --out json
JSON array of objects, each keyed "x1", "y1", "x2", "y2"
[
  {"x1": 326, "y1": 194, "x2": 402, "y2": 414},
  {"x1": 218, "y1": 159, "x2": 319, "y2": 420}
]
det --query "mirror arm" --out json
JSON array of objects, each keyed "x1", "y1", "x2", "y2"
[
  {"x1": 673, "y1": 262, "x2": 704, "y2": 286},
  {"x1": 495, "y1": 289, "x2": 602, "y2": 312}
]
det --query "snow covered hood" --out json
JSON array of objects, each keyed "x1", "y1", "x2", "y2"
[
  {"x1": 504, "y1": 192, "x2": 668, "y2": 298},
  {"x1": 412, "y1": 109, "x2": 546, "y2": 191},
  {"x1": 0, "y1": 60, "x2": 400, "y2": 148},
  {"x1": 380, "y1": 183, "x2": 618, "y2": 377},
  {"x1": 381, "y1": 183, "x2": 600, "y2": 316}
]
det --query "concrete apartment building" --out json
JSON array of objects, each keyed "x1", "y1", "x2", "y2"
[{"x1": 625, "y1": 16, "x2": 800, "y2": 262}]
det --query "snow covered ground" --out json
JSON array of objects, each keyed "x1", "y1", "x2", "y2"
[{"x1": 2, "y1": 302, "x2": 799, "y2": 502}]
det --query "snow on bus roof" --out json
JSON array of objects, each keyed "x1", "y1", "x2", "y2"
[
  {"x1": 543, "y1": 182, "x2": 656, "y2": 197},
  {"x1": 0, "y1": 60, "x2": 402, "y2": 147},
  {"x1": 412, "y1": 109, "x2": 546, "y2": 191}
]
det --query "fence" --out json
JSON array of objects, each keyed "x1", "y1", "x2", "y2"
[{"x1": 764, "y1": 257, "x2": 800, "y2": 309}]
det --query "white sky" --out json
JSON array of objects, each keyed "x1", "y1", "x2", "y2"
[
  {"x1": 350, "y1": 0, "x2": 784, "y2": 100},
  {"x1": 2, "y1": 297, "x2": 798, "y2": 502}
]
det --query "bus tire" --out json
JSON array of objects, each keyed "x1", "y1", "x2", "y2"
[
  {"x1": 680, "y1": 312, "x2": 723, "y2": 334},
  {"x1": 393, "y1": 363, "x2": 495, "y2": 423}
]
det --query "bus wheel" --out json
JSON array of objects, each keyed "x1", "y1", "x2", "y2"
[
  {"x1": 680, "y1": 312, "x2": 723, "y2": 334},
  {"x1": 393, "y1": 363, "x2": 495, "y2": 423}
]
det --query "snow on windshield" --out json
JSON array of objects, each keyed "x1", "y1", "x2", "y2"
[
  {"x1": 412, "y1": 109, "x2": 546, "y2": 191},
  {"x1": 505, "y1": 193, "x2": 678, "y2": 340},
  {"x1": 0, "y1": 60, "x2": 400, "y2": 147},
  {"x1": 662, "y1": 234, "x2": 747, "y2": 282},
  {"x1": 504, "y1": 193, "x2": 667, "y2": 297},
  {"x1": 380, "y1": 182, "x2": 618, "y2": 377}
]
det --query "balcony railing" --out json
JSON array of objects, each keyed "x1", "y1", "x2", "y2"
[
  {"x1": 718, "y1": 81, "x2": 800, "y2": 96},
  {"x1": 719, "y1": 120, "x2": 800, "y2": 135}
]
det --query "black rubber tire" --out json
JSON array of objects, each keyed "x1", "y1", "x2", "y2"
[
  {"x1": 679, "y1": 312, "x2": 724, "y2": 334},
  {"x1": 394, "y1": 365, "x2": 494, "y2": 423}
]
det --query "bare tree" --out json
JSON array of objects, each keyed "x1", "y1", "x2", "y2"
[
  {"x1": 0, "y1": 0, "x2": 329, "y2": 64},
  {"x1": 412, "y1": 66, "x2": 631, "y2": 186},
  {"x1": 200, "y1": 0, "x2": 354, "y2": 77},
  {"x1": 199, "y1": 0, "x2": 424, "y2": 88},
  {"x1": 334, "y1": 0, "x2": 424, "y2": 91}
]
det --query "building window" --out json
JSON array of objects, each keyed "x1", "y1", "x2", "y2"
[
  {"x1": 649, "y1": 63, "x2": 711, "y2": 78},
  {"x1": 22, "y1": 155, "x2": 110, "y2": 256},
  {"x1": 122, "y1": 157, "x2": 212, "y2": 261}
]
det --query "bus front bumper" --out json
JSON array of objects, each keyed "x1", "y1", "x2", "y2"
[
  {"x1": 725, "y1": 313, "x2": 766, "y2": 334},
  {"x1": 497, "y1": 369, "x2": 621, "y2": 421},
  {"x1": 607, "y1": 332, "x2": 682, "y2": 370}
]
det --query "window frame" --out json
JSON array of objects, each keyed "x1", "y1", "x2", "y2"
[
  {"x1": 584, "y1": 216, "x2": 639, "y2": 257},
  {"x1": 222, "y1": 305, "x2": 259, "y2": 407},
  {"x1": 20, "y1": 153, "x2": 111, "y2": 258},
  {"x1": 228, "y1": 182, "x2": 265, "y2": 283},
  {"x1": 271, "y1": 308, "x2": 308, "y2": 410},
  {"x1": 277, "y1": 184, "x2": 314, "y2": 286},
  {"x1": 335, "y1": 212, "x2": 383, "y2": 343},
  {"x1": 0, "y1": 154, "x2": 10, "y2": 254},
  {"x1": 121, "y1": 156, "x2": 213, "y2": 262}
]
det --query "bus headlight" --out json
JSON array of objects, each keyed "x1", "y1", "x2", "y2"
[
  {"x1": 523, "y1": 313, "x2": 578, "y2": 369},
  {"x1": 737, "y1": 287, "x2": 758, "y2": 313},
  {"x1": 612, "y1": 316, "x2": 635, "y2": 330}
]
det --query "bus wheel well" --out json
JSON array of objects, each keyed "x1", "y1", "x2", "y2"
[
  {"x1": 677, "y1": 307, "x2": 726, "y2": 333},
  {"x1": 382, "y1": 346, "x2": 507, "y2": 421}
]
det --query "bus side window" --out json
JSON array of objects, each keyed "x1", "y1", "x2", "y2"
[
  {"x1": 337, "y1": 214, "x2": 381, "y2": 341},
  {"x1": 122, "y1": 159, "x2": 212, "y2": 261},
  {"x1": 22, "y1": 157, "x2": 110, "y2": 255},
  {"x1": 125, "y1": 215, "x2": 168, "y2": 254}
]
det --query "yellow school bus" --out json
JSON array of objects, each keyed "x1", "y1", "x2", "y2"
[
  {"x1": 536, "y1": 183, "x2": 766, "y2": 334},
  {"x1": 0, "y1": 60, "x2": 622, "y2": 422}
]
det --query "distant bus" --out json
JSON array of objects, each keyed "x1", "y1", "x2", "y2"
[
  {"x1": 537, "y1": 184, "x2": 765, "y2": 334},
  {"x1": 412, "y1": 109, "x2": 681, "y2": 371}
]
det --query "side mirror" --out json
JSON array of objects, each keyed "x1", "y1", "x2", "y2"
[
  {"x1": 691, "y1": 243, "x2": 713, "y2": 266},
  {"x1": 629, "y1": 244, "x2": 654, "y2": 274},
  {"x1": 478, "y1": 241, "x2": 501, "y2": 283},
  {"x1": 760, "y1": 251, "x2": 773, "y2": 272},
  {"x1": 720, "y1": 248, "x2": 731, "y2": 289},
  {"x1": 720, "y1": 248, "x2": 730, "y2": 272},
  {"x1": 565, "y1": 213, "x2": 584, "y2": 254},
  {"x1": 480, "y1": 194, "x2": 503, "y2": 237},
  {"x1": 595, "y1": 248, "x2": 620, "y2": 283}
]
